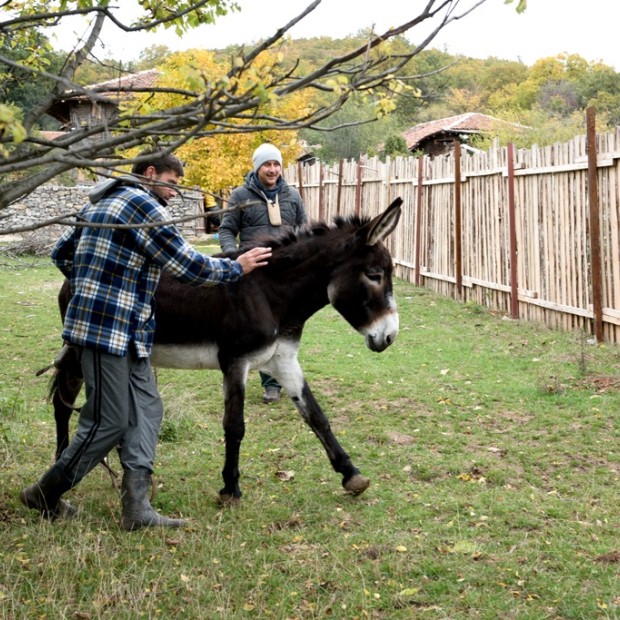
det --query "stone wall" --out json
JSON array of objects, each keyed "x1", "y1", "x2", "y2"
[{"x1": 1, "y1": 184, "x2": 206, "y2": 247}]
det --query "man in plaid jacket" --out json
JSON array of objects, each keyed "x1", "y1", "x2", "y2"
[{"x1": 20, "y1": 149, "x2": 271, "y2": 530}]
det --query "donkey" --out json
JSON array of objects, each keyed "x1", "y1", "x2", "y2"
[{"x1": 50, "y1": 198, "x2": 403, "y2": 503}]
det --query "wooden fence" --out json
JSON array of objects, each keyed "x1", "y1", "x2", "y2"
[{"x1": 284, "y1": 113, "x2": 620, "y2": 343}]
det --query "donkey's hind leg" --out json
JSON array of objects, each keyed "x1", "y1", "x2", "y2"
[
  {"x1": 50, "y1": 347, "x2": 84, "y2": 460},
  {"x1": 219, "y1": 362, "x2": 250, "y2": 504}
]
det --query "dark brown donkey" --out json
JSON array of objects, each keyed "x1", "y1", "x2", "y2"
[{"x1": 49, "y1": 198, "x2": 403, "y2": 502}]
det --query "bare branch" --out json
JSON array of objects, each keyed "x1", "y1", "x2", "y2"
[
  {"x1": 0, "y1": 197, "x2": 262, "y2": 236},
  {"x1": 0, "y1": 0, "x2": 491, "y2": 214},
  {"x1": 0, "y1": 1, "x2": 234, "y2": 34}
]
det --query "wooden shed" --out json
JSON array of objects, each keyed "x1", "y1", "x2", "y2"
[
  {"x1": 46, "y1": 69, "x2": 159, "y2": 135},
  {"x1": 403, "y1": 112, "x2": 525, "y2": 157}
]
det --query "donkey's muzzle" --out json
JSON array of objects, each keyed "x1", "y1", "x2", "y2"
[
  {"x1": 364, "y1": 310, "x2": 399, "y2": 352},
  {"x1": 366, "y1": 330, "x2": 397, "y2": 352}
]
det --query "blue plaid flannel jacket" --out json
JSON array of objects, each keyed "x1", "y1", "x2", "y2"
[{"x1": 52, "y1": 181, "x2": 242, "y2": 357}]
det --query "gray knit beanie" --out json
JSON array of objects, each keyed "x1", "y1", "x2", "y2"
[{"x1": 253, "y1": 143, "x2": 283, "y2": 173}]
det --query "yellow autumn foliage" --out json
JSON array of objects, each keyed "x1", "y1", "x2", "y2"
[{"x1": 128, "y1": 48, "x2": 312, "y2": 194}]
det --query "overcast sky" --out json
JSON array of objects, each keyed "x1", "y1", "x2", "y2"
[{"x1": 53, "y1": 0, "x2": 620, "y2": 71}]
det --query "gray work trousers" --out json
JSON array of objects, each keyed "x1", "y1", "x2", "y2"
[{"x1": 55, "y1": 346, "x2": 163, "y2": 488}]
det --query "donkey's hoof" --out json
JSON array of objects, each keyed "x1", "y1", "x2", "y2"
[{"x1": 344, "y1": 474, "x2": 371, "y2": 496}]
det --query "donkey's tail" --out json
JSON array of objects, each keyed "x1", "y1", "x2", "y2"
[
  {"x1": 43, "y1": 344, "x2": 83, "y2": 410},
  {"x1": 36, "y1": 343, "x2": 76, "y2": 377},
  {"x1": 35, "y1": 363, "x2": 55, "y2": 377}
]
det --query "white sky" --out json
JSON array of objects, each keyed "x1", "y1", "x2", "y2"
[{"x1": 53, "y1": 0, "x2": 620, "y2": 71}]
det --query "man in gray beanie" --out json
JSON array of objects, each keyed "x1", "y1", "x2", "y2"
[{"x1": 219, "y1": 142, "x2": 307, "y2": 403}]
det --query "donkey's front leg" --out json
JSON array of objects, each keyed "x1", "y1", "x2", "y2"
[
  {"x1": 219, "y1": 363, "x2": 249, "y2": 503},
  {"x1": 296, "y1": 381, "x2": 370, "y2": 495},
  {"x1": 271, "y1": 350, "x2": 370, "y2": 495}
]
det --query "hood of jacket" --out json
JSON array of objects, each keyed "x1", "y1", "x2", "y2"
[{"x1": 88, "y1": 175, "x2": 144, "y2": 204}]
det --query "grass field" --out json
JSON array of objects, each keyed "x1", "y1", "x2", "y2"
[{"x1": 0, "y1": 254, "x2": 618, "y2": 619}]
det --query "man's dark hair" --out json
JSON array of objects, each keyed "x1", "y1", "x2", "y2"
[{"x1": 132, "y1": 149, "x2": 184, "y2": 177}]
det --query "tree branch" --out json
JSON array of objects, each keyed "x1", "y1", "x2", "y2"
[{"x1": 0, "y1": 0, "x2": 492, "y2": 214}]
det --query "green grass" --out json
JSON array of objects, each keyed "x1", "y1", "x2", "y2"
[{"x1": 0, "y1": 255, "x2": 619, "y2": 619}]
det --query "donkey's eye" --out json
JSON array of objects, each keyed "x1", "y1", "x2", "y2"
[{"x1": 365, "y1": 271, "x2": 383, "y2": 284}]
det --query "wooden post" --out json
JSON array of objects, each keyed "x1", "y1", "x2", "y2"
[
  {"x1": 318, "y1": 163, "x2": 325, "y2": 221},
  {"x1": 586, "y1": 107, "x2": 604, "y2": 341},
  {"x1": 414, "y1": 157, "x2": 423, "y2": 287},
  {"x1": 355, "y1": 159, "x2": 362, "y2": 217},
  {"x1": 453, "y1": 141, "x2": 463, "y2": 299},
  {"x1": 337, "y1": 159, "x2": 343, "y2": 216},
  {"x1": 507, "y1": 143, "x2": 519, "y2": 319},
  {"x1": 297, "y1": 160, "x2": 304, "y2": 203}
]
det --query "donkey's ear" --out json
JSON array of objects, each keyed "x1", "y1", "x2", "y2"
[{"x1": 363, "y1": 197, "x2": 403, "y2": 246}]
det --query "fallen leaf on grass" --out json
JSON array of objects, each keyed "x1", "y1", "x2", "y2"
[
  {"x1": 275, "y1": 470, "x2": 295, "y2": 481},
  {"x1": 399, "y1": 588, "x2": 419, "y2": 597},
  {"x1": 449, "y1": 540, "x2": 481, "y2": 555}
]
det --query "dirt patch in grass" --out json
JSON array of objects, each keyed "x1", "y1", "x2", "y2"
[
  {"x1": 576, "y1": 374, "x2": 620, "y2": 393},
  {"x1": 385, "y1": 430, "x2": 416, "y2": 445}
]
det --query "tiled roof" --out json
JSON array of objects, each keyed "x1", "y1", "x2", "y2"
[
  {"x1": 39, "y1": 130, "x2": 66, "y2": 141},
  {"x1": 46, "y1": 69, "x2": 160, "y2": 124},
  {"x1": 87, "y1": 68, "x2": 160, "y2": 93},
  {"x1": 61, "y1": 69, "x2": 161, "y2": 103},
  {"x1": 403, "y1": 113, "x2": 522, "y2": 150}
]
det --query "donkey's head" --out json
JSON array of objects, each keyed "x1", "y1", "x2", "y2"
[{"x1": 327, "y1": 197, "x2": 403, "y2": 352}]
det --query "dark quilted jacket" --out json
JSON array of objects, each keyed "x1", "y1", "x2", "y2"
[{"x1": 218, "y1": 172, "x2": 307, "y2": 252}]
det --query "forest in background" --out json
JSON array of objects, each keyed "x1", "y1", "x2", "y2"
[{"x1": 3, "y1": 30, "x2": 620, "y2": 190}]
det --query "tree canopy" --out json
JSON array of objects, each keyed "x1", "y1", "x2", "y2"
[
  {"x1": 0, "y1": 0, "x2": 517, "y2": 211},
  {"x1": 143, "y1": 48, "x2": 312, "y2": 193}
]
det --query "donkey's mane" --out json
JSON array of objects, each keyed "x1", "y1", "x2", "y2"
[{"x1": 221, "y1": 214, "x2": 371, "y2": 260}]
